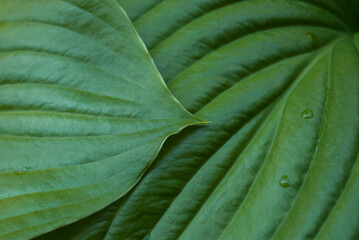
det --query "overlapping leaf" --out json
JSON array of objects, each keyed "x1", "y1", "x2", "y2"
[
  {"x1": 38, "y1": 0, "x2": 359, "y2": 239},
  {"x1": 0, "y1": 0, "x2": 203, "y2": 239}
]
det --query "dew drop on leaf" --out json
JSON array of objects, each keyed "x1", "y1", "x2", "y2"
[
  {"x1": 13, "y1": 169, "x2": 23, "y2": 176},
  {"x1": 301, "y1": 109, "x2": 313, "y2": 119},
  {"x1": 279, "y1": 175, "x2": 290, "y2": 188},
  {"x1": 306, "y1": 32, "x2": 318, "y2": 46}
]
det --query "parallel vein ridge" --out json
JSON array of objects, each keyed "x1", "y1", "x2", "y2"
[
  {"x1": 37, "y1": 0, "x2": 359, "y2": 239},
  {"x1": 0, "y1": 0, "x2": 202, "y2": 239}
]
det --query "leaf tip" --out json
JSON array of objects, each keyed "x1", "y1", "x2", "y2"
[{"x1": 188, "y1": 115, "x2": 211, "y2": 126}]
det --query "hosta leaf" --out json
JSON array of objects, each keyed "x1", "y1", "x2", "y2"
[
  {"x1": 38, "y1": 0, "x2": 359, "y2": 239},
  {"x1": 0, "y1": 0, "x2": 202, "y2": 239}
]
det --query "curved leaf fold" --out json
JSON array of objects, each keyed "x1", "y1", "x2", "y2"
[
  {"x1": 38, "y1": 0, "x2": 359, "y2": 239},
  {"x1": 0, "y1": 0, "x2": 202, "y2": 239}
]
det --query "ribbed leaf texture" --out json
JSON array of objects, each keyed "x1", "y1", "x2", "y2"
[
  {"x1": 0, "y1": 0, "x2": 202, "y2": 239},
  {"x1": 38, "y1": 0, "x2": 359, "y2": 239}
]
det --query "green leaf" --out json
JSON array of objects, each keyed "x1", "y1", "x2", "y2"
[
  {"x1": 0, "y1": 0, "x2": 203, "y2": 239},
  {"x1": 38, "y1": 0, "x2": 359, "y2": 239}
]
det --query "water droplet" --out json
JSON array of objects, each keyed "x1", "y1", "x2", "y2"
[
  {"x1": 306, "y1": 32, "x2": 318, "y2": 46},
  {"x1": 301, "y1": 109, "x2": 313, "y2": 119},
  {"x1": 13, "y1": 169, "x2": 23, "y2": 175},
  {"x1": 279, "y1": 175, "x2": 290, "y2": 188}
]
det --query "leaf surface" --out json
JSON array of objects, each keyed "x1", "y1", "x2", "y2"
[
  {"x1": 0, "y1": 0, "x2": 202, "y2": 239},
  {"x1": 38, "y1": 0, "x2": 359, "y2": 239}
]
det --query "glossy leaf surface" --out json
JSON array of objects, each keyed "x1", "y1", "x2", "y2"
[
  {"x1": 38, "y1": 0, "x2": 359, "y2": 239},
  {"x1": 0, "y1": 0, "x2": 202, "y2": 239}
]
